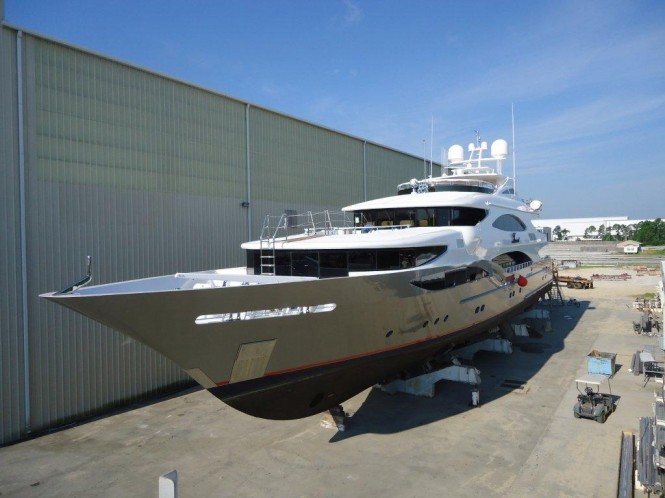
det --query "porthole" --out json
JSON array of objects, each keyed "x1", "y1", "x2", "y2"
[
  {"x1": 423, "y1": 321, "x2": 429, "y2": 328},
  {"x1": 475, "y1": 306, "x2": 480, "y2": 314},
  {"x1": 386, "y1": 329, "x2": 393, "y2": 338},
  {"x1": 481, "y1": 304, "x2": 485, "y2": 311},
  {"x1": 444, "y1": 314, "x2": 449, "y2": 322},
  {"x1": 434, "y1": 317, "x2": 440, "y2": 325}
]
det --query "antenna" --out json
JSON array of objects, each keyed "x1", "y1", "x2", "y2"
[
  {"x1": 511, "y1": 104, "x2": 516, "y2": 198},
  {"x1": 430, "y1": 116, "x2": 434, "y2": 177},
  {"x1": 422, "y1": 139, "x2": 426, "y2": 178}
]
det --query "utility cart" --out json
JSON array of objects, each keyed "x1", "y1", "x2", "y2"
[{"x1": 573, "y1": 374, "x2": 615, "y2": 424}]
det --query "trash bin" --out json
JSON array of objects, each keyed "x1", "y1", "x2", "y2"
[{"x1": 587, "y1": 350, "x2": 616, "y2": 375}]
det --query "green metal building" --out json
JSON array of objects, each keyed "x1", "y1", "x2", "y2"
[{"x1": 0, "y1": 14, "x2": 438, "y2": 444}]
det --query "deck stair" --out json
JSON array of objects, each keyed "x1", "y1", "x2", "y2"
[{"x1": 546, "y1": 268, "x2": 565, "y2": 306}]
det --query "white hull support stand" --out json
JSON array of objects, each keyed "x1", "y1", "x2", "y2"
[
  {"x1": 378, "y1": 363, "x2": 482, "y2": 398},
  {"x1": 377, "y1": 337, "x2": 512, "y2": 398},
  {"x1": 376, "y1": 308, "x2": 552, "y2": 401}
]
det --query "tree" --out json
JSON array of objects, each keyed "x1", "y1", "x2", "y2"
[
  {"x1": 553, "y1": 225, "x2": 562, "y2": 241},
  {"x1": 561, "y1": 229, "x2": 570, "y2": 240},
  {"x1": 616, "y1": 224, "x2": 631, "y2": 241},
  {"x1": 597, "y1": 225, "x2": 606, "y2": 239},
  {"x1": 584, "y1": 225, "x2": 597, "y2": 239},
  {"x1": 611, "y1": 224, "x2": 622, "y2": 241},
  {"x1": 634, "y1": 218, "x2": 665, "y2": 245},
  {"x1": 626, "y1": 224, "x2": 637, "y2": 240}
]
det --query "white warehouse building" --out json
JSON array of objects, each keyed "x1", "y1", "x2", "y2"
[{"x1": 533, "y1": 216, "x2": 650, "y2": 241}]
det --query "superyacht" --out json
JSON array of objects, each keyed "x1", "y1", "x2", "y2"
[{"x1": 43, "y1": 137, "x2": 553, "y2": 420}]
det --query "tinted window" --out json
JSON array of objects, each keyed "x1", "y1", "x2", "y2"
[
  {"x1": 492, "y1": 214, "x2": 527, "y2": 232},
  {"x1": 291, "y1": 252, "x2": 319, "y2": 277},
  {"x1": 320, "y1": 251, "x2": 348, "y2": 278},
  {"x1": 247, "y1": 250, "x2": 260, "y2": 275},
  {"x1": 349, "y1": 250, "x2": 376, "y2": 271},
  {"x1": 377, "y1": 250, "x2": 400, "y2": 270},
  {"x1": 414, "y1": 247, "x2": 440, "y2": 266},
  {"x1": 399, "y1": 249, "x2": 416, "y2": 268},
  {"x1": 353, "y1": 207, "x2": 486, "y2": 227},
  {"x1": 254, "y1": 246, "x2": 446, "y2": 277},
  {"x1": 275, "y1": 252, "x2": 292, "y2": 275},
  {"x1": 450, "y1": 207, "x2": 487, "y2": 226},
  {"x1": 415, "y1": 208, "x2": 432, "y2": 227}
]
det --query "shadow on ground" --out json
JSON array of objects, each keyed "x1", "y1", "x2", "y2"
[{"x1": 329, "y1": 301, "x2": 589, "y2": 442}]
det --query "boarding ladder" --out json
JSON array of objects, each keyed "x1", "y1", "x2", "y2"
[
  {"x1": 258, "y1": 210, "x2": 347, "y2": 275},
  {"x1": 258, "y1": 215, "x2": 280, "y2": 276},
  {"x1": 546, "y1": 268, "x2": 565, "y2": 306}
]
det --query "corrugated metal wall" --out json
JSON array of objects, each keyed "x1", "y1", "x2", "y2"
[
  {"x1": 248, "y1": 107, "x2": 365, "y2": 232},
  {"x1": 0, "y1": 25, "x2": 26, "y2": 445},
  {"x1": 23, "y1": 33, "x2": 254, "y2": 435},
  {"x1": 1, "y1": 24, "x2": 437, "y2": 444},
  {"x1": 365, "y1": 143, "x2": 440, "y2": 201}
]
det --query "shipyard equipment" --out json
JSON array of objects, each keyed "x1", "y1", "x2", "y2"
[
  {"x1": 556, "y1": 274, "x2": 593, "y2": 289},
  {"x1": 573, "y1": 374, "x2": 614, "y2": 423}
]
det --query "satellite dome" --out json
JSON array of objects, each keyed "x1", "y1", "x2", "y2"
[
  {"x1": 529, "y1": 199, "x2": 543, "y2": 211},
  {"x1": 491, "y1": 139, "x2": 508, "y2": 159},
  {"x1": 447, "y1": 145, "x2": 464, "y2": 164}
]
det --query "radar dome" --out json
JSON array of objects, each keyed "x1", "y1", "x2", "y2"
[
  {"x1": 447, "y1": 145, "x2": 464, "y2": 164},
  {"x1": 491, "y1": 139, "x2": 508, "y2": 159},
  {"x1": 529, "y1": 199, "x2": 543, "y2": 211}
]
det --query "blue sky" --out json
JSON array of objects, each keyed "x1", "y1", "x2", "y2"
[{"x1": 5, "y1": 0, "x2": 665, "y2": 219}]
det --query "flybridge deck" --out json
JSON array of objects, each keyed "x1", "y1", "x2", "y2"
[{"x1": 397, "y1": 138, "x2": 513, "y2": 195}]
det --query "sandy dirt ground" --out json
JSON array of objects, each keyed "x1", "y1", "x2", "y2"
[{"x1": 558, "y1": 265, "x2": 662, "y2": 300}]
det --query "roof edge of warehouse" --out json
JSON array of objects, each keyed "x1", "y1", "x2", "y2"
[{"x1": 0, "y1": 18, "x2": 436, "y2": 167}]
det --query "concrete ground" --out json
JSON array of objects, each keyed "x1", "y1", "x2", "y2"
[{"x1": 0, "y1": 269, "x2": 662, "y2": 497}]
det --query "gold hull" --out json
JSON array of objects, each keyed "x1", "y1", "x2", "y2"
[{"x1": 43, "y1": 261, "x2": 553, "y2": 419}]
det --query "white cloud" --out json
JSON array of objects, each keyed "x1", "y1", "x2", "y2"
[
  {"x1": 524, "y1": 94, "x2": 665, "y2": 148},
  {"x1": 342, "y1": 0, "x2": 363, "y2": 27}
]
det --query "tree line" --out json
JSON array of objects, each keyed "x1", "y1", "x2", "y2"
[{"x1": 552, "y1": 218, "x2": 665, "y2": 245}]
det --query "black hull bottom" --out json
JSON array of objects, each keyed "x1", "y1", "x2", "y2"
[{"x1": 208, "y1": 286, "x2": 551, "y2": 420}]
